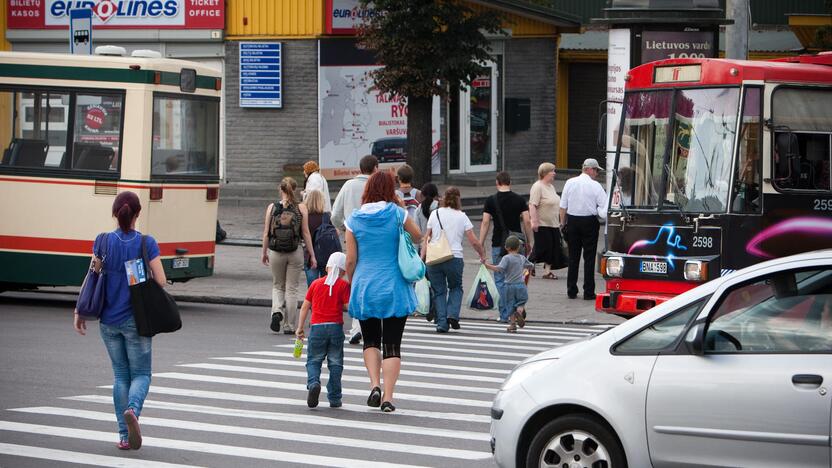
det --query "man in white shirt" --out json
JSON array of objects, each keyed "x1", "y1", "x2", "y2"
[
  {"x1": 331, "y1": 154, "x2": 378, "y2": 344},
  {"x1": 559, "y1": 158, "x2": 608, "y2": 300}
]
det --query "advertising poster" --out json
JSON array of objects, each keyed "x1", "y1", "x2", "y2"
[
  {"x1": 606, "y1": 28, "x2": 630, "y2": 192},
  {"x1": 641, "y1": 31, "x2": 716, "y2": 63},
  {"x1": 319, "y1": 39, "x2": 440, "y2": 180}
]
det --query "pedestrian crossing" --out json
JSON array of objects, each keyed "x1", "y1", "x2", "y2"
[{"x1": 0, "y1": 319, "x2": 613, "y2": 468}]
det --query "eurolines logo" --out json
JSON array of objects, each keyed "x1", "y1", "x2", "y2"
[{"x1": 50, "y1": 0, "x2": 180, "y2": 23}]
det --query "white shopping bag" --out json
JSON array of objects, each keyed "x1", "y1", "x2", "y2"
[
  {"x1": 466, "y1": 264, "x2": 500, "y2": 311},
  {"x1": 414, "y1": 277, "x2": 431, "y2": 316}
]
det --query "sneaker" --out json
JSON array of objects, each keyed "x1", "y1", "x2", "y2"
[
  {"x1": 307, "y1": 383, "x2": 321, "y2": 408},
  {"x1": 507, "y1": 323, "x2": 517, "y2": 333},
  {"x1": 283, "y1": 328, "x2": 295, "y2": 335},
  {"x1": 448, "y1": 318, "x2": 460, "y2": 330},
  {"x1": 269, "y1": 312, "x2": 283, "y2": 332},
  {"x1": 514, "y1": 308, "x2": 526, "y2": 328},
  {"x1": 380, "y1": 401, "x2": 396, "y2": 413},
  {"x1": 583, "y1": 293, "x2": 597, "y2": 300},
  {"x1": 435, "y1": 327, "x2": 449, "y2": 333},
  {"x1": 123, "y1": 408, "x2": 142, "y2": 450},
  {"x1": 426, "y1": 310, "x2": 435, "y2": 323},
  {"x1": 117, "y1": 439, "x2": 130, "y2": 450},
  {"x1": 349, "y1": 332, "x2": 362, "y2": 345},
  {"x1": 329, "y1": 400, "x2": 342, "y2": 408}
]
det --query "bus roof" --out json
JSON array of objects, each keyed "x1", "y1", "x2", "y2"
[
  {"x1": 626, "y1": 55, "x2": 832, "y2": 90},
  {"x1": 0, "y1": 51, "x2": 221, "y2": 77}
]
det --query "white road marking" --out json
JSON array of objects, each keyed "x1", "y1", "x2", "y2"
[
  {"x1": 241, "y1": 351, "x2": 512, "y2": 374},
  {"x1": 397, "y1": 336, "x2": 549, "y2": 351},
  {"x1": 64, "y1": 395, "x2": 490, "y2": 442},
  {"x1": 0, "y1": 442, "x2": 206, "y2": 468},
  {"x1": 10, "y1": 408, "x2": 492, "y2": 461},
  {"x1": 178, "y1": 363, "x2": 498, "y2": 394},
  {"x1": 0, "y1": 421, "x2": 430, "y2": 468},
  {"x1": 277, "y1": 344, "x2": 525, "y2": 364},
  {"x1": 152, "y1": 373, "x2": 493, "y2": 407},
  {"x1": 212, "y1": 357, "x2": 506, "y2": 383}
]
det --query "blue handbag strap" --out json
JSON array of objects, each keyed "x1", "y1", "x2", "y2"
[{"x1": 94, "y1": 232, "x2": 108, "y2": 269}]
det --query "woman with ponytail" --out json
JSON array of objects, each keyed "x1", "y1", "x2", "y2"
[
  {"x1": 415, "y1": 183, "x2": 439, "y2": 239},
  {"x1": 73, "y1": 191, "x2": 166, "y2": 451},
  {"x1": 262, "y1": 177, "x2": 317, "y2": 334}
]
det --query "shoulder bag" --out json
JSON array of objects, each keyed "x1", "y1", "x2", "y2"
[
  {"x1": 130, "y1": 235, "x2": 182, "y2": 337},
  {"x1": 396, "y1": 207, "x2": 426, "y2": 282},
  {"x1": 494, "y1": 195, "x2": 526, "y2": 257},
  {"x1": 76, "y1": 232, "x2": 109, "y2": 320},
  {"x1": 425, "y1": 210, "x2": 454, "y2": 266}
]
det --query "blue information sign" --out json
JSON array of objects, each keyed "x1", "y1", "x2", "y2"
[{"x1": 239, "y1": 42, "x2": 282, "y2": 108}]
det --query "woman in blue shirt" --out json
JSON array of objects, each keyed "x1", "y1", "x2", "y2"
[
  {"x1": 73, "y1": 191, "x2": 166, "y2": 451},
  {"x1": 345, "y1": 172, "x2": 422, "y2": 413}
]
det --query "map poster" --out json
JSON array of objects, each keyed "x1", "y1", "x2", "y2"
[{"x1": 318, "y1": 39, "x2": 440, "y2": 180}]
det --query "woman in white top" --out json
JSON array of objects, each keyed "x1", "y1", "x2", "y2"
[
  {"x1": 302, "y1": 161, "x2": 332, "y2": 212},
  {"x1": 423, "y1": 187, "x2": 486, "y2": 333},
  {"x1": 529, "y1": 162, "x2": 565, "y2": 280}
]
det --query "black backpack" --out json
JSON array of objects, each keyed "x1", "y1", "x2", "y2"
[
  {"x1": 268, "y1": 202, "x2": 301, "y2": 252},
  {"x1": 312, "y1": 213, "x2": 342, "y2": 268}
]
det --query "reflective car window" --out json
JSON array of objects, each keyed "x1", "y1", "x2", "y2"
[
  {"x1": 616, "y1": 299, "x2": 704, "y2": 353},
  {"x1": 706, "y1": 268, "x2": 832, "y2": 353}
]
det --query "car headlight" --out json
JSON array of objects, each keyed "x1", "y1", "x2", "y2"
[
  {"x1": 684, "y1": 260, "x2": 708, "y2": 281},
  {"x1": 603, "y1": 256, "x2": 624, "y2": 277},
  {"x1": 500, "y1": 359, "x2": 556, "y2": 391}
]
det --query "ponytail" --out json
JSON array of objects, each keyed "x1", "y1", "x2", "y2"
[
  {"x1": 111, "y1": 191, "x2": 141, "y2": 233},
  {"x1": 280, "y1": 177, "x2": 298, "y2": 205},
  {"x1": 420, "y1": 183, "x2": 438, "y2": 218}
]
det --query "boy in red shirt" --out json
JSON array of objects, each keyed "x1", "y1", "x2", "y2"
[{"x1": 296, "y1": 252, "x2": 350, "y2": 408}]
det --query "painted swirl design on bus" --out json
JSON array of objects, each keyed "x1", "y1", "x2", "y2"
[{"x1": 746, "y1": 217, "x2": 832, "y2": 259}]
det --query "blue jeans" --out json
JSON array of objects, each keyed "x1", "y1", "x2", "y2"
[
  {"x1": 503, "y1": 282, "x2": 529, "y2": 315},
  {"x1": 99, "y1": 316, "x2": 152, "y2": 441},
  {"x1": 304, "y1": 265, "x2": 324, "y2": 287},
  {"x1": 427, "y1": 257, "x2": 464, "y2": 332},
  {"x1": 306, "y1": 323, "x2": 344, "y2": 403}
]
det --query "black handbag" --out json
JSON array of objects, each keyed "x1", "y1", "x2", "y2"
[{"x1": 129, "y1": 235, "x2": 182, "y2": 337}]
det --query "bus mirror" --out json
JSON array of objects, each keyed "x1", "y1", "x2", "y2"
[{"x1": 597, "y1": 113, "x2": 607, "y2": 151}]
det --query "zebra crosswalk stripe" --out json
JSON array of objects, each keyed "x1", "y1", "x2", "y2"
[
  {"x1": 0, "y1": 442, "x2": 206, "y2": 468},
  {"x1": 241, "y1": 351, "x2": 513, "y2": 374}
]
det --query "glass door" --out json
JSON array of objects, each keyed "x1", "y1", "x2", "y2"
[{"x1": 452, "y1": 61, "x2": 497, "y2": 173}]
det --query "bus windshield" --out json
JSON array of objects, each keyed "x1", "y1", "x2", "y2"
[{"x1": 616, "y1": 87, "x2": 740, "y2": 213}]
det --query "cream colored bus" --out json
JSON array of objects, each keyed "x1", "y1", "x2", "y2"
[{"x1": 0, "y1": 50, "x2": 221, "y2": 289}]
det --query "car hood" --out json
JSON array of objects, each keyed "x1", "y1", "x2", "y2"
[{"x1": 520, "y1": 335, "x2": 593, "y2": 365}]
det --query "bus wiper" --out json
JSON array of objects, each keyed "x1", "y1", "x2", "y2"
[{"x1": 664, "y1": 164, "x2": 688, "y2": 222}]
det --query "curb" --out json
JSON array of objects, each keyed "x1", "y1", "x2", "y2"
[{"x1": 6, "y1": 290, "x2": 620, "y2": 326}]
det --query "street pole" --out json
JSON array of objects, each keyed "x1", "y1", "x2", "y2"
[{"x1": 726, "y1": 0, "x2": 749, "y2": 60}]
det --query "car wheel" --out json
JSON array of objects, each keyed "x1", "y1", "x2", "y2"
[{"x1": 526, "y1": 414, "x2": 626, "y2": 468}]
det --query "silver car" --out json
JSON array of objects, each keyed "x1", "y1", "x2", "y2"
[{"x1": 491, "y1": 250, "x2": 832, "y2": 467}]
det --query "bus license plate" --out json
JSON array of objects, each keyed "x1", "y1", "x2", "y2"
[
  {"x1": 172, "y1": 257, "x2": 189, "y2": 269},
  {"x1": 641, "y1": 261, "x2": 667, "y2": 274}
]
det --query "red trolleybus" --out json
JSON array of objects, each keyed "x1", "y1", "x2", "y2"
[{"x1": 597, "y1": 54, "x2": 832, "y2": 317}]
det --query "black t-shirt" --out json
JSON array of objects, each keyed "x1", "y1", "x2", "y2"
[{"x1": 483, "y1": 191, "x2": 528, "y2": 247}]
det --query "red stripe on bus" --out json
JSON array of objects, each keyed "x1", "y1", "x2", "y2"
[
  {"x1": 0, "y1": 236, "x2": 215, "y2": 256},
  {"x1": 0, "y1": 177, "x2": 216, "y2": 190}
]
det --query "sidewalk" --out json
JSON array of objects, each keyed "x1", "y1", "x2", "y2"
[{"x1": 177, "y1": 182, "x2": 625, "y2": 326}]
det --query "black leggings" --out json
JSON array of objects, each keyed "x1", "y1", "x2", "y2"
[{"x1": 360, "y1": 316, "x2": 407, "y2": 359}]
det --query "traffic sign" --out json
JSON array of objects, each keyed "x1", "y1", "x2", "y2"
[
  {"x1": 69, "y1": 9, "x2": 92, "y2": 55},
  {"x1": 239, "y1": 42, "x2": 282, "y2": 108}
]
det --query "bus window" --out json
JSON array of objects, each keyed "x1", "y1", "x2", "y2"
[
  {"x1": 0, "y1": 90, "x2": 68, "y2": 168},
  {"x1": 732, "y1": 87, "x2": 762, "y2": 213},
  {"x1": 151, "y1": 95, "x2": 219, "y2": 178},
  {"x1": 772, "y1": 88, "x2": 832, "y2": 192},
  {"x1": 666, "y1": 87, "x2": 739, "y2": 213},
  {"x1": 618, "y1": 90, "x2": 673, "y2": 209},
  {"x1": 71, "y1": 93, "x2": 123, "y2": 172}
]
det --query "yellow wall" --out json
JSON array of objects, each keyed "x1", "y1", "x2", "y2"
[
  {"x1": 225, "y1": 0, "x2": 557, "y2": 38},
  {"x1": 0, "y1": 0, "x2": 10, "y2": 148},
  {"x1": 226, "y1": 0, "x2": 324, "y2": 39}
]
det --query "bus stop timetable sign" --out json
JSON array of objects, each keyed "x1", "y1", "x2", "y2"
[{"x1": 239, "y1": 42, "x2": 282, "y2": 108}]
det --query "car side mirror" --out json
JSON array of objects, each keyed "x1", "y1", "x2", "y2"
[{"x1": 685, "y1": 322, "x2": 706, "y2": 356}]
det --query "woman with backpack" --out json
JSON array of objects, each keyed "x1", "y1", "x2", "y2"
[
  {"x1": 302, "y1": 189, "x2": 340, "y2": 286},
  {"x1": 262, "y1": 177, "x2": 317, "y2": 334}
]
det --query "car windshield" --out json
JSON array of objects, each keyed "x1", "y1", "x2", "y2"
[{"x1": 613, "y1": 87, "x2": 740, "y2": 213}]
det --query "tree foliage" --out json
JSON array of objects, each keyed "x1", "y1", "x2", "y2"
[{"x1": 357, "y1": 0, "x2": 504, "y2": 99}]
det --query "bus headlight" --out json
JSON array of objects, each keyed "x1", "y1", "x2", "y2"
[
  {"x1": 684, "y1": 260, "x2": 708, "y2": 282},
  {"x1": 604, "y1": 256, "x2": 624, "y2": 277}
]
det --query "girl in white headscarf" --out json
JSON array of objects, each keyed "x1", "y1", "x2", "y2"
[{"x1": 295, "y1": 252, "x2": 350, "y2": 408}]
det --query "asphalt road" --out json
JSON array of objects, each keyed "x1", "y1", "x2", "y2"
[{"x1": 0, "y1": 293, "x2": 610, "y2": 468}]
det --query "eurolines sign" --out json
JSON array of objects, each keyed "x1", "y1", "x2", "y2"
[{"x1": 8, "y1": 0, "x2": 224, "y2": 29}]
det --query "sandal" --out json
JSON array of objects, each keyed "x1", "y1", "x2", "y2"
[
  {"x1": 380, "y1": 401, "x2": 396, "y2": 413},
  {"x1": 367, "y1": 386, "x2": 382, "y2": 407},
  {"x1": 542, "y1": 272, "x2": 558, "y2": 280}
]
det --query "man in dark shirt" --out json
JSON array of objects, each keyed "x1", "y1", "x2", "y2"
[{"x1": 479, "y1": 171, "x2": 533, "y2": 323}]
